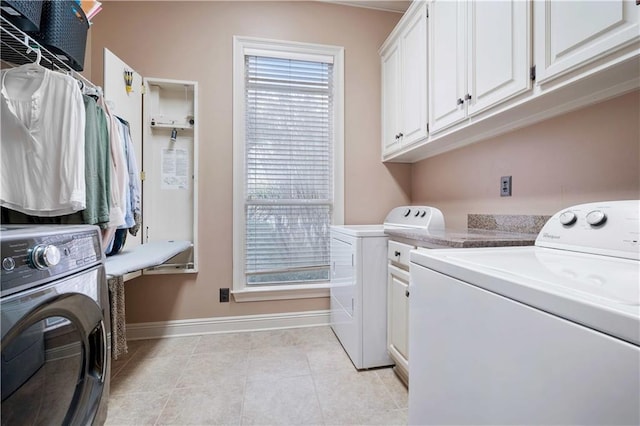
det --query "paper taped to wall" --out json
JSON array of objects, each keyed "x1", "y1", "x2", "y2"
[{"x1": 161, "y1": 148, "x2": 188, "y2": 190}]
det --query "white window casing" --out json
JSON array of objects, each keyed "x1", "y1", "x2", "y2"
[{"x1": 232, "y1": 36, "x2": 344, "y2": 302}]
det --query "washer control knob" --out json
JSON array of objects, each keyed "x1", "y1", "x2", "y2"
[
  {"x1": 2, "y1": 257, "x2": 15, "y2": 271},
  {"x1": 30, "y1": 244, "x2": 61, "y2": 270},
  {"x1": 414, "y1": 210, "x2": 422, "y2": 217},
  {"x1": 586, "y1": 210, "x2": 607, "y2": 227},
  {"x1": 403, "y1": 208, "x2": 411, "y2": 217},
  {"x1": 559, "y1": 211, "x2": 577, "y2": 226}
]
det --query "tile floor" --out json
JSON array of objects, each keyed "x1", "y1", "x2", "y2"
[{"x1": 106, "y1": 326, "x2": 408, "y2": 425}]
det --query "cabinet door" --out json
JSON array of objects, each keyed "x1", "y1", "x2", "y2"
[
  {"x1": 388, "y1": 268, "x2": 409, "y2": 360},
  {"x1": 103, "y1": 48, "x2": 143, "y2": 249},
  {"x1": 399, "y1": 2, "x2": 428, "y2": 146},
  {"x1": 534, "y1": 0, "x2": 640, "y2": 84},
  {"x1": 467, "y1": 0, "x2": 531, "y2": 116},
  {"x1": 381, "y1": 42, "x2": 401, "y2": 155},
  {"x1": 429, "y1": 0, "x2": 467, "y2": 133}
]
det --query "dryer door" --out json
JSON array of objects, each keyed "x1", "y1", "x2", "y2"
[{"x1": 1, "y1": 266, "x2": 108, "y2": 426}]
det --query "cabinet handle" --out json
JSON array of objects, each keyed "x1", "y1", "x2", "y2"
[
  {"x1": 457, "y1": 98, "x2": 464, "y2": 105},
  {"x1": 464, "y1": 93, "x2": 472, "y2": 101},
  {"x1": 394, "y1": 251, "x2": 401, "y2": 257},
  {"x1": 405, "y1": 289, "x2": 410, "y2": 298}
]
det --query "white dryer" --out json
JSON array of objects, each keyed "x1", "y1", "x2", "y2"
[
  {"x1": 409, "y1": 200, "x2": 640, "y2": 425},
  {"x1": 330, "y1": 206, "x2": 444, "y2": 369}
]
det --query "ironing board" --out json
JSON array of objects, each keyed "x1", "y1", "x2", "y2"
[
  {"x1": 104, "y1": 239, "x2": 192, "y2": 277},
  {"x1": 103, "y1": 239, "x2": 191, "y2": 359}
]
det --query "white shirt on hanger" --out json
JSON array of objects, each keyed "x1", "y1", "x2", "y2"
[{"x1": 1, "y1": 65, "x2": 86, "y2": 216}]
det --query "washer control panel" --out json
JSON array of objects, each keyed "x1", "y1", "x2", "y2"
[
  {"x1": 536, "y1": 200, "x2": 640, "y2": 260},
  {"x1": 1, "y1": 225, "x2": 103, "y2": 297},
  {"x1": 384, "y1": 206, "x2": 445, "y2": 231}
]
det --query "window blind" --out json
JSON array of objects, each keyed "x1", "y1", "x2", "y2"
[{"x1": 244, "y1": 55, "x2": 334, "y2": 285}]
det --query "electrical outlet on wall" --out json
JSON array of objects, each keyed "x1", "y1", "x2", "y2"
[
  {"x1": 501, "y1": 176, "x2": 512, "y2": 197},
  {"x1": 219, "y1": 288, "x2": 230, "y2": 303}
]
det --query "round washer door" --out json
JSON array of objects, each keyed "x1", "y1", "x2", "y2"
[{"x1": 1, "y1": 290, "x2": 107, "y2": 426}]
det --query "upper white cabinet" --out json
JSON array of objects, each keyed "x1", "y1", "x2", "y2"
[
  {"x1": 429, "y1": 0, "x2": 532, "y2": 133},
  {"x1": 380, "y1": 1, "x2": 428, "y2": 158},
  {"x1": 381, "y1": 42, "x2": 401, "y2": 154},
  {"x1": 383, "y1": 0, "x2": 638, "y2": 162},
  {"x1": 468, "y1": 1, "x2": 531, "y2": 115},
  {"x1": 429, "y1": 0, "x2": 466, "y2": 132},
  {"x1": 534, "y1": 0, "x2": 640, "y2": 84}
]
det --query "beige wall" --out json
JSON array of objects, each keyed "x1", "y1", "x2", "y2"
[
  {"x1": 90, "y1": 1, "x2": 409, "y2": 323},
  {"x1": 90, "y1": 2, "x2": 638, "y2": 325},
  {"x1": 412, "y1": 90, "x2": 640, "y2": 229}
]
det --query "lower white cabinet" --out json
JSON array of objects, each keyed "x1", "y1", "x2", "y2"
[
  {"x1": 387, "y1": 240, "x2": 414, "y2": 384},
  {"x1": 388, "y1": 265, "x2": 409, "y2": 371}
]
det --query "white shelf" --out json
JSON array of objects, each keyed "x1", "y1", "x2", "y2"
[{"x1": 150, "y1": 122, "x2": 194, "y2": 131}]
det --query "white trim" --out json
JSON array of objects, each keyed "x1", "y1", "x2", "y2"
[
  {"x1": 232, "y1": 35, "x2": 345, "y2": 297},
  {"x1": 125, "y1": 310, "x2": 331, "y2": 340},
  {"x1": 232, "y1": 284, "x2": 330, "y2": 302},
  {"x1": 244, "y1": 48, "x2": 334, "y2": 64},
  {"x1": 232, "y1": 36, "x2": 246, "y2": 299},
  {"x1": 333, "y1": 46, "x2": 345, "y2": 226}
]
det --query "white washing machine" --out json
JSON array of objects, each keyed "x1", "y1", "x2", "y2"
[
  {"x1": 409, "y1": 200, "x2": 640, "y2": 425},
  {"x1": 330, "y1": 206, "x2": 444, "y2": 369}
]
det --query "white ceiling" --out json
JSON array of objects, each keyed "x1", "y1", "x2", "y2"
[{"x1": 321, "y1": 0, "x2": 411, "y2": 13}]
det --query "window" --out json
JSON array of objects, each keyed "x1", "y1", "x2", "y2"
[{"x1": 233, "y1": 37, "x2": 344, "y2": 301}]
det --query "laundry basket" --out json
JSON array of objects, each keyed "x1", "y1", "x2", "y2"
[
  {"x1": 0, "y1": 0, "x2": 44, "y2": 32},
  {"x1": 35, "y1": 0, "x2": 89, "y2": 71}
]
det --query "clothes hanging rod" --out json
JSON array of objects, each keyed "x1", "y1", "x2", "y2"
[{"x1": 0, "y1": 15, "x2": 97, "y2": 91}]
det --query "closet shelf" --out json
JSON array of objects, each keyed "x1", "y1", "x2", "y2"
[{"x1": 0, "y1": 15, "x2": 94, "y2": 89}]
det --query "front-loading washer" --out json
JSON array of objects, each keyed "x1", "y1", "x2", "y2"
[{"x1": 1, "y1": 225, "x2": 111, "y2": 425}]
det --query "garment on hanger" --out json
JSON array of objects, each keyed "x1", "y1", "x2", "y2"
[
  {"x1": 105, "y1": 228, "x2": 127, "y2": 256},
  {"x1": 116, "y1": 116, "x2": 141, "y2": 236},
  {"x1": 99, "y1": 98, "x2": 128, "y2": 229},
  {"x1": 1, "y1": 64, "x2": 86, "y2": 216},
  {"x1": 82, "y1": 94, "x2": 111, "y2": 227}
]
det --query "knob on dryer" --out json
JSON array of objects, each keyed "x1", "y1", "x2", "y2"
[
  {"x1": 586, "y1": 210, "x2": 607, "y2": 227},
  {"x1": 29, "y1": 244, "x2": 61, "y2": 270},
  {"x1": 403, "y1": 208, "x2": 411, "y2": 217},
  {"x1": 559, "y1": 211, "x2": 577, "y2": 226}
]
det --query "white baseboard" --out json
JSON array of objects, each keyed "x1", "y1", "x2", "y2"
[{"x1": 125, "y1": 309, "x2": 331, "y2": 340}]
